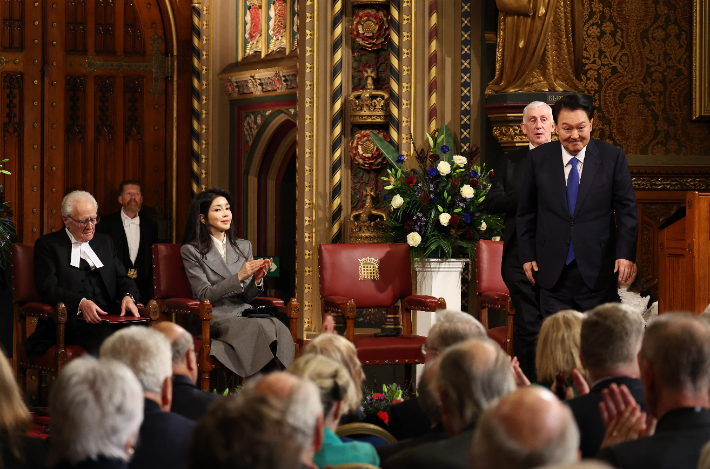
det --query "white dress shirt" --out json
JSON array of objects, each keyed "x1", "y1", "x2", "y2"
[
  {"x1": 562, "y1": 144, "x2": 587, "y2": 186},
  {"x1": 66, "y1": 229, "x2": 104, "y2": 269},
  {"x1": 211, "y1": 234, "x2": 227, "y2": 262},
  {"x1": 121, "y1": 209, "x2": 140, "y2": 264}
]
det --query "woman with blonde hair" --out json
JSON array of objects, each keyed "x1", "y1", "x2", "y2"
[
  {"x1": 536, "y1": 310, "x2": 587, "y2": 393},
  {"x1": 0, "y1": 348, "x2": 47, "y2": 468},
  {"x1": 287, "y1": 354, "x2": 379, "y2": 469},
  {"x1": 302, "y1": 333, "x2": 365, "y2": 401}
]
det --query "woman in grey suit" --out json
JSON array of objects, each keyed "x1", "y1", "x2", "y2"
[{"x1": 181, "y1": 188, "x2": 295, "y2": 377}]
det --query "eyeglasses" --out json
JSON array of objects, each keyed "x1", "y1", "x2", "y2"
[
  {"x1": 67, "y1": 215, "x2": 100, "y2": 227},
  {"x1": 421, "y1": 344, "x2": 438, "y2": 356}
]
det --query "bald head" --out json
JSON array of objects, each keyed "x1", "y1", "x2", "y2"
[
  {"x1": 437, "y1": 338, "x2": 516, "y2": 435},
  {"x1": 471, "y1": 387, "x2": 579, "y2": 469},
  {"x1": 247, "y1": 372, "x2": 323, "y2": 461},
  {"x1": 153, "y1": 322, "x2": 197, "y2": 383}
]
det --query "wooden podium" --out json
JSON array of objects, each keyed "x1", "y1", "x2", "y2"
[{"x1": 657, "y1": 192, "x2": 710, "y2": 314}]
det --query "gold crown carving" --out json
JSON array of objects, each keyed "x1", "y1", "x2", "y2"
[
  {"x1": 350, "y1": 187, "x2": 389, "y2": 244},
  {"x1": 349, "y1": 68, "x2": 389, "y2": 125}
]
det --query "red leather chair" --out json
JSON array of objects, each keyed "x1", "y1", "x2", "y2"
[
  {"x1": 475, "y1": 240, "x2": 515, "y2": 356},
  {"x1": 152, "y1": 243, "x2": 300, "y2": 390},
  {"x1": 318, "y1": 243, "x2": 446, "y2": 384},
  {"x1": 11, "y1": 243, "x2": 159, "y2": 406}
]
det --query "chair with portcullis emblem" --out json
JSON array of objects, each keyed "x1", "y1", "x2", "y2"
[{"x1": 318, "y1": 243, "x2": 446, "y2": 385}]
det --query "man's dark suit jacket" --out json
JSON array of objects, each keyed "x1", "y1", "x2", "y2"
[
  {"x1": 96, "y1": 210, "x2": 158, "y2": 304},
  {"x1": 516, "y1": 139, "x2": 638, "y2": 290},
  {"x1": 483, "y1": 146, "x2": 529, "y2": 272},
  {"x1": 171, "y1": 374, "x2": 219, "y2": 421},
  {"x1": 377, "y1": 424, "x2": 447, "y2": 463},
  {"x1": 597, "y1": 407, "x2": 710, "y2": 469},
  {"x1": 387, "y1": 397, "x2": 432, "y2": 441},
  {"x1": 129, "y1": 398, "x2": 196, "y2": 469},
  {"x1": 567, "y1": 376, "x2": 646, "y2": 459},
  {"x1": 26, "y1": 230, "x2": 141, "y2": 354},
  {"x1": 382, "y1": 425, "x2": 474, "y2": 469}
]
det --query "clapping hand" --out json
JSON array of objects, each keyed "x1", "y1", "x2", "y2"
[
  {"x1": 254, "y1": 258, "x2": 273, "y2": 281},
  {"x1": 238, "y1": 258, "x2": 265, "y2": 282},
  {"x1": 599, "y1": 383, "x2": 656, "y2": 448}
]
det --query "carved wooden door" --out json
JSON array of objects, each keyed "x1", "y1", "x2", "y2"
[{"x1": 0, "y1": 0, "x2": 174, "y2": 242}]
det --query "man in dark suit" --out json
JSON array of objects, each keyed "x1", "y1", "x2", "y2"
[
  {"x1": 597, "y1": 314, "x2": 710, "y2": 469},
  {"x1": 25, "y1": 190, "x2": 141, "y2": 356},
  {"x1": 382, "y1": 339, "x2": 515, "y2": 469},
  {"x1": 154, "y1": 321, "x2": 219, "y2": 421},
  {"x1": 566, "y1": 303, "x2": 646, "y2": 458},
  {"x1": 470, "y1": 386, "x2": 580, "y2": 468},
  {"x1": 96, "y1": 180, "x2": 159, "y2": 305},
  {"x1": 484, "y1": 101, "x2": 555, "y2": 381},
  {"x1": 516, "y1": 93, "x2": 638, "y2": 317},
  {"x1": 100, "y1": 326, "x2": 196, "y2": 469}
]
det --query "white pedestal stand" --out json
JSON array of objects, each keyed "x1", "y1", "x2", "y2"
[{"x1": 412, "y1": 258, "x2": 468, "y2": 384}]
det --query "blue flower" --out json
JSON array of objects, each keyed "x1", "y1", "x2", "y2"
[
  {"x1": 427, "y1": 168, "x2": 438, "y2": 177},
  {"x1": 463, "y1": 213, "x2": 471, "y2": 224},
  {"x1": 430, "y1": 196, "x2": 437, "y2": 204},
  {"x1": 441, "y1": 145, "x2": 450, "y2": 154},
  {"x1": 397, "y1": 154, "x2": 405, "y2": 163},
  {"x1": 470, "y1": 170, "x2": 479, "y2": 178},
  {"x1": 411, "y1": 169, "x2": 418, "y2": 174},
  {"x1": 384, "y1": 193, "x2": 390, "y2": 200}
]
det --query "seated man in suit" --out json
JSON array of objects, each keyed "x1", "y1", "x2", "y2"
[
  {"x1": 249, "y1": 372, "x2": 324, "y2": 469},
  {"x1": 25, "y1": 190, "x2": 141, "y2": 356},
  {"x1": 382, "y1": 338, "x2": 516, "y2": 469},
  {"x1": 567, "y1": 303, "x2": 645, "y2": 458},
  {"x1": 596, "y1": 313, "x2": 710, "y2": 469},
  {"x1": 153, "y1": 321, "x2": 219, "y2": 421},
  {"x1": 96, "y1": 180, "x2": 159, "y2": 305},
  {"x1": 470, "y1": 386, "x2": 580, "y2": 468},
  {"x1": 100, "y1": 326, "x2": 196, "y2": 469}
]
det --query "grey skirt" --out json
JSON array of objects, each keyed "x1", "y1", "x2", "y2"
[{"x1": 208, "y1": 315, "x2": 295, "y2": 377}]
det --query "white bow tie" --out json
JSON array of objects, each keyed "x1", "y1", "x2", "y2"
[
  {"x1": 123, "y1": 216, "x2": 140, "y2": 227},
  {"x1": 70, "y1": 241, "x2": 104, "y2": 268}
]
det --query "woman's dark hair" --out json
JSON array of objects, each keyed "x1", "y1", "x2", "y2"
[{"x1": 181, "y1": 188, "x2": 244, "y2": 258}]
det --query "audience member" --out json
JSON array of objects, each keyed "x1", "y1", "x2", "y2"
[
  {"x1": 47, "y1": 356, "x2": 144, "y2": 469},
  {"x1": 536, "y1": 310, "x2": 587, "y2": 393},
  {"x1": 181, "y1": 188, "x2": 293, "y2": 377},
  {"x1": 383, "y1": 338, "x2": 516, "y2": 469},
  {"x1": 698, "y1": 439, "x2": 710, "y2": 469},
  {"x1": 470, "y1": 386, "x2": 580, "y2": 469},
  {"x1": 567, "y1": 303, "x2": 645, "y2": 458},
  {"x1": 377, "y1": 359, "x2": 447, "y2": 462},
  {"x1": 0, "y1": 348, "x2": 47, "y2": 469},
  {"x1": 388, "y1": 310, "x2": 486, "y2": 440},
  {"x1": 248, "y1": 372, "x2": 324, "y2": 469},
  {"x1": 100, "y1": 326, "x2": 195, "y2": 469},
  {"x1": 96, "y1": 180, "x2": 159, "y2": 305},
  {"x1": 616, "y1": 261, "x2": 656, "y2": 325},
  {"x1": 288, "y1": 354, "x2": 379, "y2": 469},
  {"x1": 541, "y1": 463, "x2": 613, "y2": 469},
  {"x1": 188, "y1": 391, "x2": 302, "y2": 469},
  {"x1": 597, "y1": 313, "x2": 710, "y2": 469},
  {"x1": 153, "y1": 321, "x2": 219, "y2": 421},
  {"x1": 26, "y1": 190, "x2": 141, "y2": 356},
  {"x1": 302, "y1": 332, "x2": 366, "y2": 424}
]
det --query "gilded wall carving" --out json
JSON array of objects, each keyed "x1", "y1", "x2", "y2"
[{"x1": 582, "y1": 0, "x2": 710, "y2": 155}]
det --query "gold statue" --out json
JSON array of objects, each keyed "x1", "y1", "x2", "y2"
[
  {"x1": 349, "y1": 187, "x2": 388, "y2": 244},
  {"x1": 486, "y1": 0, "x2": 585, "y2": 93}
]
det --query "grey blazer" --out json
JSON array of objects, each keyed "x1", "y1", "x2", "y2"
[
  {"x1": 180, "y1": 239, "x2": 260, "y2": 320},
  {"x1": 180, "y1": 240, "x2": 295, "y2": 376}
]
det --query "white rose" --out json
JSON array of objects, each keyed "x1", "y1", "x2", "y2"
[
  {"x1": 439, "y1": 213, "x2": 452, "y2": 226},
  {"x1": 491, "y1": 236, "x2": 501, "y2": 241},
  {"x1": 391, "y1": 194, "x2": 404, "y2": 209},
  {"x1": 407, "y1": 232, "x2": 422, "y2": 247},
  {"x1": 460, "y1": 184, "x2": 474, "y2": 199},
  {"x1": 452, "y1": 155, "x2": 468, "y2": 167},
  {"x1": 479, "y1": 221, "x2": 487, "y2": 231},
  {"x1": 437, "y1": 161, "x2": 451, "y2": 176}
]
